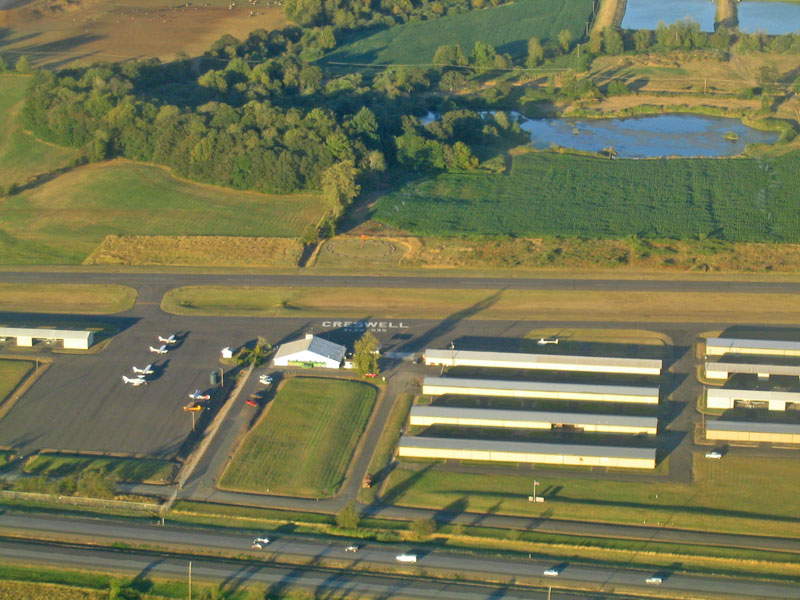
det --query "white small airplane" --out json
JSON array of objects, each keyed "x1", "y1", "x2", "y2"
[
  {"x1": 122, "y1": 375, "x2": 147, "y2": 386},
  {"x1": 189, "y1": 389, "x2": 211, "y2": 401},
  {"x1": 132, "y1": 363, "x2": 154, "y2": 375},
  {"x1": 150, "y1": 345, "x2": 169, "y2": 354},
  {"x1": 158, "y1": 334, "x2": 177, "y2": 344},
  {"x1": 537, "y1": 337, "x2": 559, "y2": 345}
]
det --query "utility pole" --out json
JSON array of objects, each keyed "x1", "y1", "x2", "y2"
[
  {"x1": 188, "y1": 561, "x2": 192, "y2": 600},
  {"x1": 449, "y1": 341, "x2": 455, "y2": 367},
  {"x1": 547, "y1": 585, "x2": 552, "y2": 600}
]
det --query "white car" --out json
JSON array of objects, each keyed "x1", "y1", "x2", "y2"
[
  {"x1": 344, "y1": 545, "x2": 359, "y2": 552},
  {"x1": 705, "y1": 451, "x2": 722, "y2": 459},
  {"x1": 251, "y1": 537, "x2": 270, "y2": 549},
  {"x1": 543, "y1": 568, "x2": 561, "y2": 577},
  {"x1": 645, "y1": 576, "x2": 663, "y2": 585},
  {"x1": 259, "y1": 374, "x2": 273, "y2": 385}
]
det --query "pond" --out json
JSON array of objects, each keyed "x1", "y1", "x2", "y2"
[
  {"x1": 738, "y1": 1, "x2": 800, "y2": 34},
  {"x1": 621, "y1": 0, "x2": 716, "y2": 31},
  {"x1": 518, "y1": 114, "x2": 779, "y2": 158}
]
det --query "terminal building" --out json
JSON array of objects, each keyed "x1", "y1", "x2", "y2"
[
  {"x1": 706, "y1": 420, "x2": 800, "y2": 445},
  {"x1": 273, "y1": 334, "x2": 345, "y2": 369},
  {"x1": 705, "y1": 337, "x2": 800, "y2": 358},
  {"x1": 424, "y1": 349, "x2": 662, "y2": 375},
  {"x1": 705, "y1": 361, "x2": 800, "y2": 381},
  {"x1": 409, "y1": 405, "x2": 657, "y2": 435},
  {"x1": 423, "y1": 376, "x2": 659, "y2": 404},
  {"x1": 397, "y1": 436, "x2": 656, "y2": 469},
  {"x1": 0, "y1": 327, "x2": 94, "y2": 350},
  {"x1": 706, "y1": 388, "x2": 800, "y2": 411}
]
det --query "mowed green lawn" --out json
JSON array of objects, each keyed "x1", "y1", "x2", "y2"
[
  {"x1": 324, "y1": 0, "x2": 592, "y2": 65},
  {"x1": 0, "y1": 360, "x2": 32, "y2": 405},
  {"x1": 220, "y1": 378, "x2": 376, "y2": 497},
  {"x1": 0, "y1": 161, "x2": 326, "y2": 264},
  {"x1": 24, "y1": 454, "x2": 175, "y2": 484},
  {"x1": 384, "y1": 452, "x2": 800, "y2": 538},
  {"x1": 0, "y1": 75, "x2": 78, "y2": 186},
  {"x1": 374, "y1": 151, "x2": 800, "y2": 242}
]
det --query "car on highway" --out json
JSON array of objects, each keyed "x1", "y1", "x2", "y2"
[
  {"x1": 645, "y1": 576, "x2": 663, "y2": 585},
  {"x1": 705, "y1": 451, "x2": 723, "y2": 459},
  {"x1": 396, "y1": 553, "x2": 417, "y2": 563},
  {"x1": 259, "y1": 374, "x2": 273, "y2": 385},
  {"x1": 543, "y1": 562, "x2": 567, "y2": 577},
  {"x1": 251, "y1": 537, "x2": 270, "y2": 549},
  {"x1": 344, "y1": 545, "x2": 359, "y2": 552}
]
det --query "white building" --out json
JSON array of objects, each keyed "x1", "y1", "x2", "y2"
[
  {"x1": 273, "y1": 334, "x2": 345, "y2": 369},
  {"x1": 0, "y1": 327, "x2": 93, "y2": 350}
]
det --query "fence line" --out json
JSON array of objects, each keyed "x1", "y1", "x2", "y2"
[{"x1": 0, "y1": 489, "x2": 162, "y2": 513}]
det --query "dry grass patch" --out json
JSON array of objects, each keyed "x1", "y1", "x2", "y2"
[
  {"x1": 84, "y1": 235, "x2": 303, "y2": 267},
  {"x1": 0, "y1": 580, "x2": 105, "y2": 600},
  {"x1": 164, "y1": 285, "x2": 800, "y2": 323},
  {"x1": 0, "y1": 283, "x2": 136, "y2": 313},
  {"x1": 0, "y1": 359, "x2": 33, "y2": 407}
]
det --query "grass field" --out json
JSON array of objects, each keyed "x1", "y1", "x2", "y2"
[
  {"x1": 0, "y1": 284, "x2": 136, "y2": 314},
  {"x1": 323, "y1": 0, "x2": 592, "y2": 65},
  {"x1": 0, "y1": 75, "x2": 78, "y2": 185},
  {"x1": 23, "y1": 454, "x2": 175, "y2": 484},
  {"x1": 374, "y1": 150, "x2": 800, "y2": 242},
  {"x1": 163, "y1": 285, "x2": 800, "y2": 323},
  {"x1": 219, "y1": 378, "x2": 376, "y2": 497},
  {"x1": 0, "y1": 161, "x2": 325, "y2": 264},
  {"x1": 0, "y1": 359, "x2": 32, "y2": 406},
  {"x1": 383, "y1": 452, "x2": 800, "y2": 538}
]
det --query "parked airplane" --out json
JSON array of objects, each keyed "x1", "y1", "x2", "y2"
[
  {"x1": 189, "y1": 389, "x2": 211, "y2": 401},
  {"x1": 150, "y1": 345, "x2": 169, "y2": 354},
  {"x1": 132, "y1": 363, "x2": 154, "y2": 375},
  {"x1": 158, "y1": 334, "x2": 177, "y2": 344},
  {"x1": 537, "y1": 337, "x2": 559, "y2": 345},
  {"x1": 122, "y1": 375, "x2": 147, "y2": 386}
]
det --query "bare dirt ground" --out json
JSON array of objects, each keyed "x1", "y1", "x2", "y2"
[{"x1": 0, "y1": 0, "x2": 288, "y2": 67}]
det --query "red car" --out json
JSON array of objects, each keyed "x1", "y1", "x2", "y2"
[
  {"x1": 245, "y1": 398, "x2": 258, "y2": 407},
  {"x1": 365, "y1": 373, "x2": 378, "y2": 378}
]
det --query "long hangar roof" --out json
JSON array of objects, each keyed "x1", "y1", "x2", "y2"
[
  {"x1": 410, "y1": 405, "x2": 657, "y2": 429},
  {"x1": 425, "y1": 349, "x2": 661, "y2": 372},
  {"x1": 424, "y1": 376, "x2": 658, "y2": 396},
  {"x1": 707, "y1": 420, "x2": 800, "y2": 434},
  {"x1": 399, "y1": 436, "x2": 656, "y2": 460},
  {"x1": 706, "y1": 337, "x2": 800, "y2": 352}
]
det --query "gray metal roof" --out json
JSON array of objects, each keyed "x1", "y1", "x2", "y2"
[
  {"x1": 424, "y1": 376, "x2": 658, "y2": 397},
  {"x1": 706, "y1": 337, "x2": 800, "y2": 352},
  {"x1": 0, "y1": 327, "x2": 92, "y2": 341},
  {"x1": 707, "y1": 388, "x2": 800, "y2": 401},
  {"x1": 707, "y1": 420, "x2": 800, "y2": 434},
  {"x1": 273, "y1": 335, "x2": 345, "y2": 362},
  {"x1": 425, "y1": 349, "x2": 661, "y2": 370},
  {"x1": 410, "y1": 405, "x2": 657, "y2": 428},
  {"x1": 706, "y1": 362, "x2": 800, "y2": 376},
  {"x1": 399, "y1": 436, "x2": 656, "y2": 459}
]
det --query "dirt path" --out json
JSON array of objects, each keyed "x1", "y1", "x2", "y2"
[{"x1": 715, "y1": 0, "x2": 738, "y2": 30}]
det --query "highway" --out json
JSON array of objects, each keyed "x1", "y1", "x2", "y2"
[
  {"x1": 3, "y1": 270, "x2": 800, "y2": 295},
  {"x1": 1, "y1": 511, "x2": 798, "y2": 599}
]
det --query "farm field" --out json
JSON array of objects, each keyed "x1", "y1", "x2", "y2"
[
  {"x1": 323, "y1": 0, "x2": 592, "y2": 65},
  {"x1": 0, "y1": 283, "x2": 136, "y2": 313},
  {"x1": 0, "y1": 160, "x2": 325, "y2": 264},
  {"x1": 0, "y1": 0, "x2": 288, "y2": 68},
  {"x1": 23, "y1": 453, "x2": 175, "y2": 484},
  {"x1": 383, "y1": 452, "x2": 800, "y2": 538},
  {"x1": 0, "y1": 74, "x2": 77, "y2": 185},
  {"x1": 162, "y1": 285, "x2": 800, "y2": 323},
  {"x1": 374, "y1": 151, "x2": 800, "y2": 242},
  {"x1": 219, "y1": 377, "x2": 376, "y2": 497},
  {"x1": 0, "y1": 359, "x2": 32, "y2": 406}
]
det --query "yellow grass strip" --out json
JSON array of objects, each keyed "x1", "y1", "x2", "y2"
[
  {"x1": 163, "y1": 286, "x2": 800, "y2": 323},
  {"x1": 0, "y1": 284, "x2": 136, "y2": 314}
]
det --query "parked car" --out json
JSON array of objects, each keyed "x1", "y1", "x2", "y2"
[
  {"x1": 259, "y1": 374, "x2": 273, "y2": 385},
  {"x1": 245, "y1": 398, "x2": 258, "y2": 407},
  {"x1": 365, "y1": 373, "x2": 378, "y2": 378},
  {"x1": 345, "y1": 545, "x2": 359, "y2": 552},
  {"x1": 251, "y1": 537, "x2": 270, "y2": 549},
  {"x1": 705, "y1": 451, "x2": 723, "y2": 459}
]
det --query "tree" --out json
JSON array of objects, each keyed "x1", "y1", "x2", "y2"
[
  {"x1": 439, "y1": 70, "x2": 466, "y2": 93},
  {"x1": 471, "y1": 41, "x2": 498, "y2": 73},
  {"x1": 411, "y1": 517, "x2": 436, "y2": 539},
  {"x1": 557, "y1": 29, "x2": 573, "y2": 54},
  {"x1": 526, "y1": 36, "x2": 544, "y2": 68},
  {"x1": 336, "y1": 501, "x2": 360, "y2": 529},
  {"x1": 433, "y1": 44, "x2": 467, "y2": 67},
  {"x1": 235, "y1": 337, "x2": 271, "y2": 367},
  {"x1": 15, "y1": 55, "x2": 31, "y2": 74},
  {"x1": 0, "y1": 55, "x2": 7, "y2": 73},
  {"x1": 602, "y1": 28, "x2": 624, "y2": 55},
  {"x1": 321, "y1": 160, "x2": 360, "y2": 218},
  {"x1": 353, "y1": 330, "x2": 380, "y2": 375},
  {"x1": 633, "y1": 29, "x2": 651, "y2": 52}
]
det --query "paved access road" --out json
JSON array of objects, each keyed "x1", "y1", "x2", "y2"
[{"x1": 2, "y1": 512, "x2": 798, "y2": 599}]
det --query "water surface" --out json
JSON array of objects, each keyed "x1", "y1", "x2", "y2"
[
  {"x1": 738, "y1": 1, "x2": 800, "y2": 34},
  {"x1": 621, "y1": 0, "x2": 716, "y2": 31}
]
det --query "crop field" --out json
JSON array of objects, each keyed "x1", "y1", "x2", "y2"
[
  {"x1": 0, "y1": 359, "x2": 32, "y2": 407},
  {"x1": 23, "y1": 453, "x2": 175, "y2": 484},
  {"x1": 219, "y1": 378, "x2": 376, "y2": 497},
  {"x1": 0, "y1": 75, "x2": 77, "y2": 185},
  {"x1": 374, "y1": 151, "x2": 800, "y2": 242},
  {"x1": 323, "y1": 0, "x2": 592, "y2": 65},
  {"x1": 383, "y1": 452, "x2": 800, "y2": 538},
  {"x1": 0, "y1": 161, "x2": 325, "y2": 264}
]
